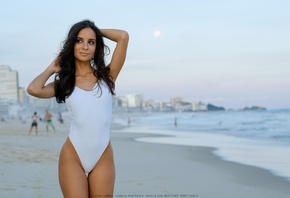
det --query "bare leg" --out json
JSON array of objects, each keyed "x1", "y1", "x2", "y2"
[
  {"x1": 88, "y1": 142, "x2": 115, "y2": 198},
  {"x1": 59, "y1": 138, "x2": 89, "y2": 198},
  {"x1": 29, "y1": 126, "x2": 32, "y2": 135},
  {"x1": 29, "y1": 126, "x2": 37, "y2": 135}
]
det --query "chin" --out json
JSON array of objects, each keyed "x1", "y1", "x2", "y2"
[{"x1": 76, "y1": 57, "x2": 92, "y2": 62}]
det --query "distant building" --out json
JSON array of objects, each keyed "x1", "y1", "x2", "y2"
[
  {"x1": 115, "y1": 96, "x2": 129, "y2": 108},
  {"x1": 18, "y1": 87, "x2": 27, "y2": 103},
  {"x1": 174, "y1": 101, "x2": 192, "y2": 111},
  {"x1": 144, "y1": 99, "x2": 155, "y2": 111},
  {"x1": 191, "y1": 101, "x2": 199, "y2": 111},
  {"x1": 0, "y1": 65, "x2": 21, "y2": 115},
  {"x1": 198, "y1": 101, "x2": 208, "y2": 111},
  {"x1": 0, "y1": 65, "x2": 19, "y2": 102},
  {"x1": 170, "y1": 97, "x2": 183, "y2": 106},
  {"x1": 191, "y1": 101, "x2": 208, "y2": 111},
  {"x1": 126, "y1": 94, "x2": 143, "y2": 109}
]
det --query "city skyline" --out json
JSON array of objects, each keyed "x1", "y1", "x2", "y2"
[
  {"x1": 0, "y1": 64, "x2": 277, "y2": 112},
  {"x1": 1, "y1": 0, "x2": 289, "y2": 109}
]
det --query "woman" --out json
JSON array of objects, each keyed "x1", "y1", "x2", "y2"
[
  {"x1": 29, "y1": 111, "x2": 38, "y2": 135},
  {"x1": 27, "y1": 20, "x2": 129, "y2": 197}
]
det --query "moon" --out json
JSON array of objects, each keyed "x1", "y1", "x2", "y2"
[{"x1": 154, "y1": 30, "x2": 161, "y2": 38}]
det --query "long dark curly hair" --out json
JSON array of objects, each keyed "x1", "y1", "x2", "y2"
[{"x1": 54, "y1": 20, "x2": 115, "y2": 103}]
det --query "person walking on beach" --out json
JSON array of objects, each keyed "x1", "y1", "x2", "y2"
[
  {"x1": 58, "y1": 112, "x2": 64, "y2": 124},
  {"x1": 45, "y1": 110, "x2": 56, "y2": 132},
  {"x1": 26, "y1": 20, "x2": 129, "y2": 198},
  {"x1": 174, "y1": 117, "x2": 178, "y2": 127},
  {"x1": 29, "y1": 112, "x2": 39, "y2": 135}
]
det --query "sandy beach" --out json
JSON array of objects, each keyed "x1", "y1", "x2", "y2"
[{"x1": 0, "y1": 118, "x2": 290, "y2": 198}]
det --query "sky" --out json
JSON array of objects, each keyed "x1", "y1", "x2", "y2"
[{"x1": 1, "y1": 0, "x2": 289, "y2": 109}]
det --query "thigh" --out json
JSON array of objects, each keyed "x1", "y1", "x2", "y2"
[
  {"x1": 88, "y1": 142, "x2": 115, "y2": 198},
  {"x1": 59, "y1": 138, "x2": 89, "y2": 198}
]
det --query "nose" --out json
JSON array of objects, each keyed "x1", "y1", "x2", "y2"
[{"x1": 82, "y1": 42, "x2": 88, "y2": 50}]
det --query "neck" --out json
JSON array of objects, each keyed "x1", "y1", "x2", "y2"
[{"x1": 75, "y1": 61, "x2": 93, "y2": 76}]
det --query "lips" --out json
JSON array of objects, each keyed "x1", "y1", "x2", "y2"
[{"x1": 80, "y1": 52, "x2": 89, "y2": 56}]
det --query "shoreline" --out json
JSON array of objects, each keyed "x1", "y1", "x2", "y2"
[
  {"x1": 112, "y1": 129, "x2": 290, "y2": 197},
  {"x1": 114, "y1": 123, "x2": 290, "y2": 183}
]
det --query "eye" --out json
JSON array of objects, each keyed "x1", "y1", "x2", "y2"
[
  {"x1": 88, "y1": 40, "x2": 95, "y2": 45},
  {"x1": 76, "y1": 38, "x2": 83, "y2": 43}
]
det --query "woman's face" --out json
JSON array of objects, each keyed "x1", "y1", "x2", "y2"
[{"x1": 74, "y1": 27, "x2": 96, "y2": 62}]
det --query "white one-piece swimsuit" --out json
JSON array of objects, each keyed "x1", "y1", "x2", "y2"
[{"x1": 65, "y1": 80, "x2": 112, "y2": 173}]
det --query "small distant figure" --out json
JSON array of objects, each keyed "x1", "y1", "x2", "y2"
[
  {"x1": 58, "y1": 112, "x2": 64, "y2": 124},
  {"x1": 174, "y1": 117, "x2": 178, "y2": 127},
  {"x1": 45, "y1": 110, "x2": 56, "y2": 132},
  {"x1": 1, "y1": 116, "x2": 5, "y2": 122},
  {"x1": 29, "y1": 112, "x2": 39, "y2": 135},
  {"x1": 128, "y1": 117, "x2": 131, "y2": 126},
  {"x1": 218, "y1": 121, "x2": 223, "y2": 125}
]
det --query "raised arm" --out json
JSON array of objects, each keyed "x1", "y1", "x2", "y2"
[
  {"x1": 26, "y1": 57, "x2": 61, "y2": 98},
  {"x1": 101, "y1": 29, "x2": 129, "y2": 82}
]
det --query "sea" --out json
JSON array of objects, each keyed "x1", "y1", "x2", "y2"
[{"x1": 114, "y1": 109, "x2": 290, "y2": 182}]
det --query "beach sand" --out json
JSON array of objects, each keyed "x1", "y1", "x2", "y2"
[{"x1": 0, "y1": 119, "x2": 290, "y2": 198}]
